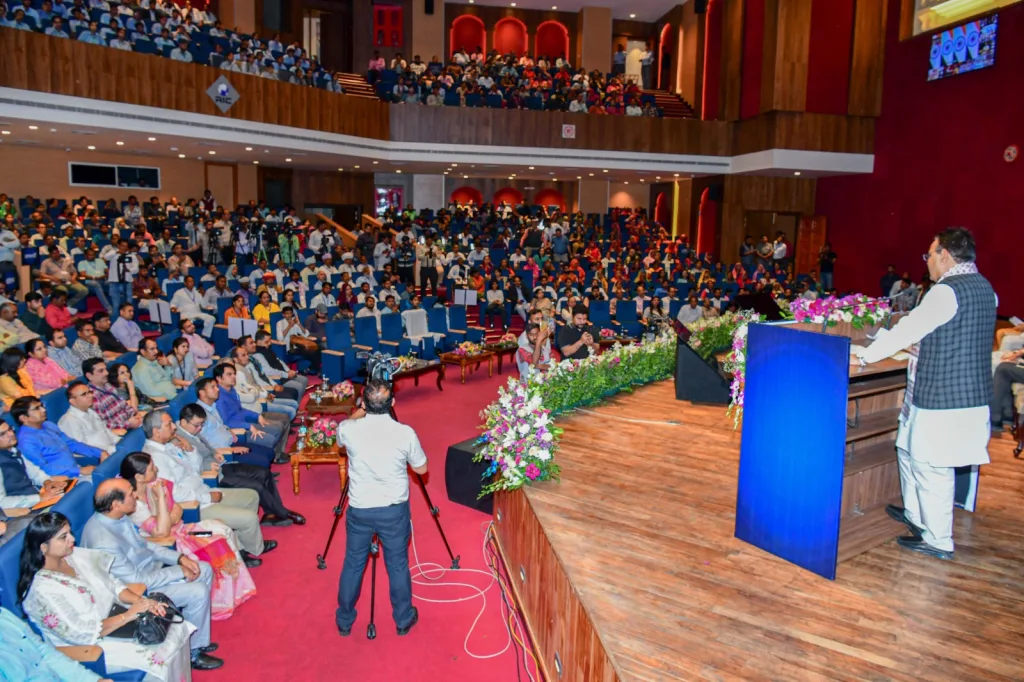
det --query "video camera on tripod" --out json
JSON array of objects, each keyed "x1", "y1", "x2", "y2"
[{"x1": 364, "y1": 352, "x2": 403, "y2": 384}]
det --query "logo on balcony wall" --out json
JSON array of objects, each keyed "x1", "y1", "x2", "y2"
[
  {"x1": 561, "y1": 124, "x2": 576, "y2": 139},
  {"x1": 206, "y1": 76, "x2": 240, "y2": 113},
  {"x1": 1004, "y1": 145, "x2": 1018, "y2": 163}
]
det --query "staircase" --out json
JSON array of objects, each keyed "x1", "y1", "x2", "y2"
[
  {"x1": 337, "y1": 73, "x2": 378, "y2": 99},
  {"x1": 465, "y1": 304, "x2": 526, "y2": 345},
  {"x1": 643, "y1": 90, "x2": 697, "y2": 119}
]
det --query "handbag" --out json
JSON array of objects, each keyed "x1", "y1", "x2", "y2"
[{"x1": 106, "y1": 592, "x2": 184, "y2": 645}]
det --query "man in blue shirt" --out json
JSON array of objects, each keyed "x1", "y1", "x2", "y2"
[
  {"x1": 44, "y1": 14, "x2": 70, "y2": 37},
  {"x1": 0, "y1": 606, "x2": 105, "y2": 681},
  {"x1": 212, "y1": 364, "x2": 289, "y2": 463},
  {"x1": 4, "y1": 9, "x2": 33, "y2": 30},
  {"x1": 194, "y1": 377, "x2": 275, "y2": 468},
  {"x1": 612, "y1": 44, "x2": 627, "y2": 75},
  {"x1": 77, "y1": 19, "x2": 107, "y2": 44},
  {"x1": 11, "y1": 396, "x2": 107, "y2": 478},
  {"x1": 550, "y1": 228, "x2": 570, "y2": 264},
  {"x1": 111, "y1": 302, "x2": 144, "y2": 351}
]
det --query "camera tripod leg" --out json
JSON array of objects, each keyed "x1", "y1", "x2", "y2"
[
  {"x1": 415, "y1": 473, "x2": 461, "y2": 570},
  {"x1": 366, "y1": 534, "x2": 379, "y2": 640},
  {"x1": 316, "y1": 481, "x2": 349, "y2": 570}
]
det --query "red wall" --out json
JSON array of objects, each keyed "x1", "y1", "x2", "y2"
[
  {"x1": 740, "y1": 0, "x2": 765, "y2": 119},
  {"x1": 805, "y1": 0, "x2": 855, "y2": 114},
  {"x1": 816, "y1": 2, "x2": 1024, "y2": 312},
  {"x1": 451, "y1": 16, "x2": 486, "y2": 55}
]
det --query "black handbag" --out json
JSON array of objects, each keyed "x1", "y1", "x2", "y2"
[{"x1": 106, "y1": 592, "x2": 184, "y2": 645}]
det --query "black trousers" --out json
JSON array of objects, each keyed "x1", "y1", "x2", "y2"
[
  {"x1": 219, "y1": 462, "x2": 291, "y2": 517},
  {"x1": 991, "y1": 362, "x2": 1024, "y2": 423},
  {"x1": 420, "y1": 267, "x2": 439, "y2": 297},
  {"x1": 397, "y1": 266, "x2": 415, "y2": 285},
  {"x1": 288, "y1": 345, "x2": 322, "y2": 373}
]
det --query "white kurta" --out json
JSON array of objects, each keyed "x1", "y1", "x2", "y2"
[{"x1": 857, "y1": 283, "x2": 991, "y2": 468}]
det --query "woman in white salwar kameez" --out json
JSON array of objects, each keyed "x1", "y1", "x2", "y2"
[{"x1": 19, "y1": 512, "x2": 195, "y2": 682}]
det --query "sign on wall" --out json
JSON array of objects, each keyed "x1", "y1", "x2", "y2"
[
  {"x1": 206, "y1": 76, "x2": 240, "y2": 113},
  {"x1": 561, "y1": 124, "x2": 576, "y2": 139}
]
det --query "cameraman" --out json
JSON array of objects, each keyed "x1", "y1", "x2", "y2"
[
  {"x1": 335, "y1": 379, "x2": 426, "y2": 637},
  {"x1": 104, "y1": 239, "x2": 139, "y2": 313}
]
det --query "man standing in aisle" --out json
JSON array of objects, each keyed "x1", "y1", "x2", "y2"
[
  {"x1": 335, "y1": 380, "x2": 426, "y2": 637},
  {"x1": 855, "y1": 227, "x2": 995, "y2": 561}
]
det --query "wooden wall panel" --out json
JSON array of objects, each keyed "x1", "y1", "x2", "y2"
[
  {"x1": 848, "y1": 0, "x2": 888, "y2": 117},
  {"x1": 678, "y1": 1, "x2": 705, "y2": 110},
  {"x1": 732, "y1": 111, "x2": 875, "y2": 155},
  {"x1": 443, "y1": 4, "x2": 580, "y2": 63},
  {"x1": 389, "y1": 105, "x2": 733, "y2": 156},
  {"x1": 760, "y1": 0, "x2": 779, "y2": 114},
  {"x1": 493, "y1": 489, "x2": 620, "y2": 682},
  {"x1": 719, "y1": 174, "x2": 816, "y2": 267},
  {"x1": 291, "y1": 170, "x2": 377, "y2": 218},
  {"x1": 0, "y1": 30, "x2": 390, "y2": 140},
  {"x1": 719, "y1": 0, "x2": 745, "y2": 121},
  {"x1": 771, "y1": 0, "x2": 811, "y2": 111}
]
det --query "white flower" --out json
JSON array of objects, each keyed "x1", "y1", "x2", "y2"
[{"x1": 541, "y1": 432, "x2": 553, "y2": 442}]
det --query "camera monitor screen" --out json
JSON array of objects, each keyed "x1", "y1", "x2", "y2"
[{"x1": 928, "y1": 14, "x2": 998, "y2": 82}]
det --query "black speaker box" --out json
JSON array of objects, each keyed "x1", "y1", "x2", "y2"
[
  {"x1": 425, "y1": 0, "x2": 435, "y2": 15},
  {"x1": 674, "y1": 342, "x2": 731, "y2": 404},
  {"x1": 444, "y1": 436, "x2": 493, "y2": 515}
]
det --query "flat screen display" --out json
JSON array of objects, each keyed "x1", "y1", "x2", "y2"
[{"x1": 928, "y1": 14, "x2": 998, "y2": 81}]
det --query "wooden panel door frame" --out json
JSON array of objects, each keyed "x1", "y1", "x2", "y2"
[{"x1": 204, "y1": 161, "x2": 239, "y2": 212}]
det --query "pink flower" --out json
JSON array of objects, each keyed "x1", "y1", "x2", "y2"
[
  {"x1": 43, "y1": 613, "x2": 60, "y2": 629},
  {"x1": 524, "y1": 464, "x2": 541, "y2": 480}
]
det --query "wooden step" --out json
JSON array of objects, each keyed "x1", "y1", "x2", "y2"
[{"x1": 845, "y1": 408, "x2": 901, "y2": 444}]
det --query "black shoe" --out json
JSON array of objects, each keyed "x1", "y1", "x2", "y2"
[
  {"x1": 337, "y1": 624, "x2": 352, "y2": 637},
  {"x1": 287, "y1": 511, "x2": 306, "y2": 525},
  {"x1": 896, "y1": 535, "x2": 954, "y2": 560},
  {"x1": 191, "y1": 653, "x2": 225, "y2": 670},
  {"x1": 271, "y1": 472, "x2": 280, "y2": 479},
  {"x1": 240, "y1": 551, "x2": 262, "y2": 568},
  {"x1": 261, "y1": 514, "x2": 293, "y2": 527},
  {"x1": 261, "y1": 539, "x2": 278, "y2": 554},
  {"x1": 200, "y1": 643, "x2": 219, "y2": 654},
  {"x1": 396, "y1": 607, "x2": 419, "y2": 636},
  {"x1": 885, "y1": 504, "x2": 923, "y2": 537}
]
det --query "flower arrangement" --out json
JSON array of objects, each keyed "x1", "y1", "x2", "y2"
[
  {"x1": 788, "y1": 294, "x2": 890, "y2": 329},
  {"x1": 773, "y1": 296, "x2": 793, "y2": 319},
  {"x1": 685, "y1": 311, "x2": 746, "y2": 361},
  {"x1": 722, "y1": 312, "x2": 765, "y2": 428},
  {"x1": 331, "y1": 380, "x2": 355, "y2": 400},
  {"x1": 305, "y1": 417, "x2": 338, "y2": 449},
  {"x1": 452, "y1": 341, "x2": 485, "y2": 357},
  {"x1": 475, "y1": 332, "x2": 676, "y2": 495},
  {"x1": 491, "y1": 333, "x2": 519, "y2": 349},
  {"x1": 599, "y1": 328, "x2": 616, "y2": 339}
]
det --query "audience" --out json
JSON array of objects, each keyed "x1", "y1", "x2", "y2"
[
  {"x1": 0, "y1": 346, "x2": 36, "y2": 407},
  {"x1": 131, "y1": 337, "x2": 178, "y2": 402},
  {"x1": 23, "y1": 337, "x2": 72, "y2": 391},
  {"x1": 58, "y1": 381, "x2": 122, "y2": 451},
  {"x1": 82, "y1": 358, "x2": 144, "y2": 431},
  {"x1": 12, "y1": 395, "x2": 107, "y2": 478}
]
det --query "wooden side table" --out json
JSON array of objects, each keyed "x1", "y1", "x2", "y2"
[
  {"x1": 483, "y1": 344, "x2": 518, "y2": 373},
  {"x1": 290, "y1": 444, "x2": 348, "y2": 495},
  {"x1": 439, "y1": 351, "x2": 495, "y2": 384}
]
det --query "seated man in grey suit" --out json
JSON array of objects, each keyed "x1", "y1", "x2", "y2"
[{"x1": 79, "y1": 478, "x2": 224, "y2": 671}]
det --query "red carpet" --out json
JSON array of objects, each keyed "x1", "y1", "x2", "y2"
[{"x1": 202, "y1": 366, "x2": 534, "y2": 682}]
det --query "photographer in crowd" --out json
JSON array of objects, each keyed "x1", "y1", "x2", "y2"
[{"x1": 335, "y1": 379, "x2": 427, "y2": 637}]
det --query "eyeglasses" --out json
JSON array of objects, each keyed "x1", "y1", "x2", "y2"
[
  {"x1": 921, "y1": 253, "x2": 931, "y2": 262},
  {"x1": 70, "y1": 392, "x2": 91, "y2": 400}
]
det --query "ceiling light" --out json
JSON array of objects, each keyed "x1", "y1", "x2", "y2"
[
  {"x1": 396, "y1": 170, "x2": 402, "y2": 174},
  {"x1": 656, "y1": 176, "x2": 661, "y2": 180},
  {"x1": 0, "y1": 131, "x2": 10, "y2": 136},
  {"x1": 511, "y1": 2, "x2": 516, "y2": 6},
  {"x1": 444, "y1": 172, "x2": 449, "y2": 175},
  {"x1": 577, "y1": 176, "x2": 582, "y2": 179},
  {"x1": 178, "y1": 153, "x2": 186, "y2": 158},
  {"x1": 794, "y1": 171, "x2": 802, "y2": 176},
  {"x1": 508, "y1": 176, "x2": 513, "y2": 180},
  {"x1": 148, "y1": 137, "x2": 156, "y2": 141},
  {"x1": 452, "y1": 163, "x2": 458, "y2": 167},
  {"x1": 245, "y1": 147, "x2": 253, "y2": 151},
  {"x1": 285, "y1": 158, "x2": 292, "y2": 162},
  {"x1": 28, "y1": 125, "x2": 38, "y2": 130},
  {"x1": 673, "y1": 173, "x2": 680, "y2": 177},
  {"x1": 602, "y1": 169, "x2": 608, "y2": 173},
  {"x1": 338, "y1": 168, "x2": 344, "y2": 172},
  {"x1": 115, "y1": 141, "x2": 124, "y2": 146},
  {"x1": 528, "y1": 166, "x2": 534, "y2": 170},
  {"x1": 553, "y1": 178, "x2": 558, "y2": 181},
  {"x1": 469, "y1": 0, "x2": 473, "y2": 3},
  {"x1": 50, "y1": 128, "x2": 57, "y2": 133},
  {"x1": 588, "y1": 173, "x2": 594, "y2": 177},
  {"x1": 640, "y1": 179, "x2": 645, "y2": 182},
  {"x1": 170, "y1": 147, "x2": 178, "y2": 151},
  {"x1": 630, "y1": 13, "x2": 636, "y2": 18},
  {"x1": 354, "y1": 165, "x2": 360, "y2": 169},
  {"x1": 87, "y1": 145, "x2": 96, "y2": 150},
  {"x1": 372, "y1": 161, "x2": 378, "y2": 165},
  {"x1": 624, "y1": 181, "x2": 629, "y2": 185},
  {"x1": 208, "y1": 150, "x2": 215, "y2": 155},
  {"x1": 253, "y1": 161, "x2": 259, "y2": 164}
]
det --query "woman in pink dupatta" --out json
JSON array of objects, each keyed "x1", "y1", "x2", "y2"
[
  {"x1": 122, "y1": 452, "x2": 256, "y2": 620},
  {"x1": 23, "y1": 338, "x2": 73, "y2": 392}
]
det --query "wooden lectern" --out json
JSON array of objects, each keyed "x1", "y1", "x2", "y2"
[{"x1": 734, "y1": 322, "x2": 909, "y2": 580}]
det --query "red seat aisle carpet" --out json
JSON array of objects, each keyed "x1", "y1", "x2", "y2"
[{"x1": 202, "y1": 369, "x2": 530, "y2": 682}]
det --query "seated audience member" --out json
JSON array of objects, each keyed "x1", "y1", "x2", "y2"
[
  {"x1": 12, "y1": 396, "x2": 107, "y2": 478},
  {"x1": 132, "y1": 337, "x2": 178, "y2": 402},
  {"x1": 38, "y1": 249, "x2": 88, "y2": 312},
  {"x1": 43, "y1": 290, "x2": 75, "y2": 331},
  {"x1": 83, "y1": 358, "x2": 143, "y2": 431},
  {"x1": 247, "y1": 332, "x2": 308, "y2": 395},
  {"x1": 23, "y1": 337, "x2": 73, "y2": 392},
  {"x1": 58, "y1": 382, "x2": 122, "y2": 451},
  {"x1": 111, "y1": 303, "x2": 145, "y2": 351},
  {"x1": 110, "y1": 361, "x2": 154, "y2": 409},
  {"x1": 990, "y1": 348, "x2": 1024, "y2": 431},
  {"x1": 676, "y1": 295, "x2": 703, "y2": 325},
  {"x1": 141, "y1": 411, "x2": 275, "y2": 567},
  {"x1": 229, "y1": 345, "x2": 298, "y2": 420},
  {"x1": 557, "y1": 304, "x2": 599, "y2": 360},
  {"x1": 180, "y1": 317, "x2": 215, "y2": 367},
  {"x1": 171, "y1": 275, "x2": 216, "y2": 337},
  {"x1": 0, "y1": 420, "x2": 68, "y2": 515},
  {"x1": 276, "y1": 305, "x2": 322, "y2": 374},
  {"x1": 192, "y1": 378, "x2": 274, "y2": 468},
  {"x1": 224, "y1": 294, "x2": 251, "y2": 324},
  {"x1": 252, "y1": 290, "x2": 280, "y2": 333},
  {"x1": 93, "y1": 312, "x2": 128, "y2": 356},
  {"x1": 0, "y1": 347, "x2": 36, "y2": 408},
  {"x1": 213, "y1": 364, "x2": 289, "y2": 464},
  {"x1": 120, "y1": 452, "x2": 258, "y2": 616},
  {"x1": 46, "y1": 327, "x2": 82, "y2": 377},
  {"x1": 0, "y1": 301, "x2": 39, "y2": 345},
  {"x1": 79, "y1": 480, "x2": 224, "y2": 671},
  {"x1": 303, "y1": 304, "x2": 330, "y2": 344},
  {"x1": 19, "y1": 512, "x2": 199, "y2": 680},
  {"x1": 484, "y1": 279, "x2": 506, "y2": 331},
  {"x1": 71, "y1": 318, "x2": 107, "y2": 363},
  {"x1": 517, "y1": 323, "x2": 552, "y2": 382},
  {"x1": 995, "y1": 320, "x2": 1024, "y2": 352},
  {"x1": 167, "y1": 336, "x2": 199, "y2": 388},
  {"x1": 22, "y1": 292, "x2": 54, "y2": 338},
  {"x1": 0, "y1": 603, "x2": 110, "y2": 681}
]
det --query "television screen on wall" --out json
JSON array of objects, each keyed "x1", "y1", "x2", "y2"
[{"x1": 928, "y1": 15, "x2": 998, "y2": 81}]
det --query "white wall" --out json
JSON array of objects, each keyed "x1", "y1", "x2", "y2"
[{"x1": 412, "y1": 174, "x2": 445, "y2": 210}]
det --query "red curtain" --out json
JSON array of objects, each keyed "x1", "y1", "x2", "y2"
[
  {"x1": 450, "y1": 15, "x2": 485, "y2": 56},
  {"x1": 450, "y1": 186, "x2": 484, "y2": 206},
  {"x1": 494, "y1": 18, "x2": 528, "y2": 56},
  {"x1": 702, "y1": 0, "x2": 722, "y2": 119},
  {"x1": 493, "y1": 187, "x2": 525, "y2": 206},
  {"x1": 740, "y1": 0, "x2": 764, "y2": 119},
  {"x1": 654, "y1": 192, "x2": 668, "y2": 226},
  {"x1": 806, "y1": 0, "x2": 855, "y2": 114},
  {"x1": 533, "y1": 189, "x2": 566, "y2": 211},
  {"x1": 696, "y1": 188, "x2": 717, "y2": 257},
  {"x1": 657, "y1": 24, "x2": 672, "y2": 90},
  {"x1": 535, "y1": 21, "x2": 569, "y2": 61}
]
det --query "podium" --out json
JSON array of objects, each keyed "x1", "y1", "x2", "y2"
[{"x1": 734, "y1": 323, "x2": 909, "y2": 580}]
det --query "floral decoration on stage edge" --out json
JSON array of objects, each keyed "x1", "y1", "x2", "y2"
[{"x1": 475, "y1": 333, "x2": 677, "y2": 495}]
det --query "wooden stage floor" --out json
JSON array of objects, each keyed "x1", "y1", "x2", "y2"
[{"x1": 519, "y1": 381, "x2": 1024, "y2": 681}]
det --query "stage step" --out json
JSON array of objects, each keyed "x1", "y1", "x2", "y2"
[{"x1": 641, "y1": 89, "x2": 697, "y2": 119}]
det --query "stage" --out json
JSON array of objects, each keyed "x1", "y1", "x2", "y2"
[{"x1": 492, "y1": 381, "x2": 1024, "y2": 681}]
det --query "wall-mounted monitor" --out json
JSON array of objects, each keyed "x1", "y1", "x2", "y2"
[{"x1": 928, "y1": 14, "x2": 998, "y2": 82}]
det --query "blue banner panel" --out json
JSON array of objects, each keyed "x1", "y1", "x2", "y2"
[{"x1": 735, "y1": 324, "x2": 850, "y2": 580}]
